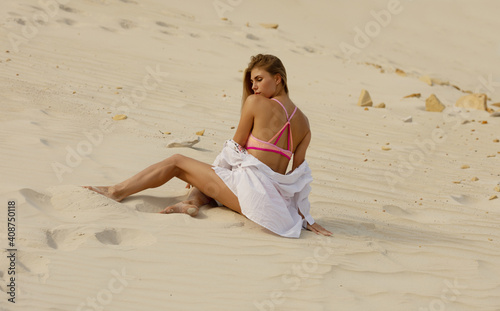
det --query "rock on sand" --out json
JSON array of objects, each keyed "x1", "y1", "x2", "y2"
[
  {"x1": 425, "y1": 94, "x2": 445, "y2": 112},
  {"x1": 357, "y1": 89, "x2": 373, "y2": 107},
  {"x1": 456, "y1": 93, "x2": 488, "y2": 111}
]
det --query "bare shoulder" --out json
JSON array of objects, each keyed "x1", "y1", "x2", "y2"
[
  {"x1": 294, "y1": 107, "x2": 311, "y2": 131},
  {"x1": 244, "y1": 94, "x2": 268, "y2": 108}
]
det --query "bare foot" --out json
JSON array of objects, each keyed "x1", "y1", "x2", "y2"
[
  {"x1": 83, "y1": 186, "x2": 123, "y2": 202},
  {"x1": 160, "y1": 200, "x2": 199, "y2": 217}
]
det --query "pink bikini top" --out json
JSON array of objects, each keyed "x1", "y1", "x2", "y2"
[{"x1": 245, "y1": 98, "x2": 298, "y2": 160}]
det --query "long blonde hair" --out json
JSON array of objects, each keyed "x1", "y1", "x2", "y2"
[{"x1": 242, "y1": 54, "x2": 289, "y2": 107}]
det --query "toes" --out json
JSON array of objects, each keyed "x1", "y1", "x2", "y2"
[
  {"x1": 160, "y1": 207, "x2": 174, "y2": 214},
  {"x1": 160, "y1": 205, "x2": 198, "y2": 216}
]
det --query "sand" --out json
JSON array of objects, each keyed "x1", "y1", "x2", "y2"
[{"x1": 1, "y1": 0, "x2": 499, "y2": 310}]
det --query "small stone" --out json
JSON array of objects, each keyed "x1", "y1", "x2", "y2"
[
  {"x1": 357, "y1": 89, "x2": 373, "y2": 107},
  {"x1": 196, "y1": 129, "x2": 205, "y2": 136},
  {"x1": 395, "y1": 69, "x2": 406, "y2": 77},
  {"x1": 456, "y1": 93, "x2": 487, "y2": 111},
  {"x1": 231, "y1": 126, "x2": 235, "y2": 129},
  {"x1": 403, "y1": 93, "x2": 421, "y2": 99},
  {"x1": 471, "y1": 177, "x2": 479, "y2": 181},
  {"x1": 425, "y1": 94, "x2": 445, "y2": 112},
  {"x1": 260, "y1": 23, "x2": 278, "y2": 29},
  {"x1": 166, "y1": 137, "x2": 200, "y2": 148},
  {"x1": 375, "y1": 103, "x2": 385, "y2": 108},
  {"x1": 381, "y1": 146, "x2": 391, "y2": 151},
  {"x1": 431, "y1": 78, "x2": 449, "y2": 86},
  {"x1": 493, "y1": 185, "x2": 500, "y2": 192},
  {"x1": 489, "y1": 195, "x2": 498, "y2": 200},
  {"x1": 162, "y1": 131, "x2": 171, "y2": 135},
  {"x1": 490, "y1": 111, "x2": 500, "y2": 117},
  {"x1": 461, "y1": 164, "x2": 470, "y2": 169},
  {"x1": 481, "y1": 120, "x2": 488, "y2": 124},
  {"x1": 402, "y1": 116, "x2": 412, "y2": 123},
  {"x1": 112, "y1": 114, "x2": 127, "y2": 120},
  {"x1": 419, "y1": 75, "x2": 433, "y2": 86},
  {"x1": 221, "y1": 17, "x2": 228, "y2": 21},
  {"x1": 494, "y1": 139, "x2": 499, "y2": 143}
]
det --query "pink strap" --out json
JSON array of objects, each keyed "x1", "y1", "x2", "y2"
[
  {"x1": 267, "y1": 98, "x2": 298, "y2": 152},
  {"x1": 271, "y1": 98, "x2": 289, "y2": 119}
]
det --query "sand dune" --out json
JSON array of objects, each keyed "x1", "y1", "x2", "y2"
[{"x1": 1, "y1": 0, "x2": 499, "y2": 310}]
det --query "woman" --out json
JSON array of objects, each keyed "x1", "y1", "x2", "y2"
[{"x1": 86, "y1": 54, "x2": 331, "y2": 238}]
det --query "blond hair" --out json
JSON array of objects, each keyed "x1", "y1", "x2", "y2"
[{"x1": 242, "y1": 54, "x2": 289, "y2": 107}]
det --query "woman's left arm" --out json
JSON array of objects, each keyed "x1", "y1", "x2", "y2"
[{"x1": 232, "y1": 95, "x2": 257, "y2": 146}]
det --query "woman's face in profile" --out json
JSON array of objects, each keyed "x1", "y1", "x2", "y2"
[{"x1": 250, "y1": 67, "x2": 279, "y2": 98}]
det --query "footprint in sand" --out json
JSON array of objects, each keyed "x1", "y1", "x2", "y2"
[
  {"x1": 57, "y1": 18, "x2": 76, "y2": 26},
  {"x1": 156, "y1": 21, "x2": 174, "y2": 28},
  {"x1": 0, "y1": 251, "x2": 51, "y2": 287},
  {"x1": 21, "y1": 185, "x2": 134, "y2": 223},
  {"x1": 58, "y1": 5, "x2": 78, "y2": 13},
  {"x1": 119, "y1": 19, "x2": 136, "y2": 29},
  {"x1": 43, "y1": 225, "x2": 156, "y2": 250},
  {"x1": 451, "y1": 194, "x2": 480, "y2": 205},
  {"x1": 94, "y1": 228, "x2": 156, "y2": 248}
]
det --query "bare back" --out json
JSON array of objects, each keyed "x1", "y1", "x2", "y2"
[{"x1": 233, "y1": 95, "x2": 311, "y2": 175}]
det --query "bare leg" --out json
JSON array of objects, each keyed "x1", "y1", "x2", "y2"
[
  {"x1": 83, "y1": 186, "x2": 123, "y2": 201},
  {"x1": 159, "y1": 187, "x2": 213, "y2": 216},
  {"x1": 86, "y1": 154, "x2": 241, "y2": 214}
]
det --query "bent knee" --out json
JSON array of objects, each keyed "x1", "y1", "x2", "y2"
[{"x1": 166, "y1": 154, "x2": 186, "y2": 165}]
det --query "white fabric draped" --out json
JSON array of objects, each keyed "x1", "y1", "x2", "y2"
[{"x1": 212, "y1": 140, "x2": 315, "y2": 238}]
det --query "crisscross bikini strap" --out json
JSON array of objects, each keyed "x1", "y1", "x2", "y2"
[
  {"x1": 271, "y1": 98, "x2": 289, "y2": 119},
  {"x1": 288, "y1": 106, "x2": 297, "y2": 121},
  {"x1": 287, "y1": 107, "x2": 297, "y2": 150},
  {"x1": 268, "y1": 99, "x2": 298, "y2": 151}
]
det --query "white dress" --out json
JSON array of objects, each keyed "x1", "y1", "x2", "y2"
[{"x1": 212, "y1": 140, "x2": 315, "y2": 238}]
